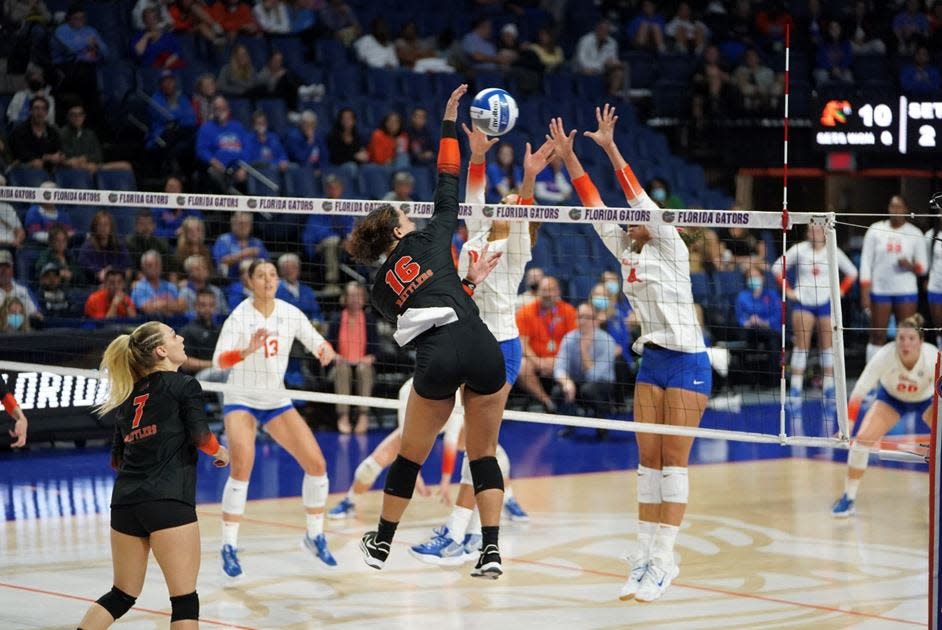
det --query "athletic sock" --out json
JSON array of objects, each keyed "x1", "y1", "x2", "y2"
[
  {"x1": 222, "y1": 521, "x2": 240, "y2": 547},
  {"x1": 466, "y1": 507, "x2": 481, "y2": 536},
  {"x1": 845, "y1": 478, "x2": 861, "y2": 501},
  {"x1": 481, "y1": 525, "x2": 499, "y2": 549},
  {"x1": 504, "y1": 486, "x2": 515, "y2": 501},
  {"x1": 789, "y1": 374, "x2": 803, "y2": 393},
  {"x1": 377, "y1": 517, "x2": 398, "y2": 544},
  {"x1": 306, "y1": 513, "x2": 324, "y2": 538},
  {"x1": 445, "y1": 506, "x2": 473, "y2": 541},
  {"x1": 637, "y1": 520, "x2": 658, "y2": 560},
  {"x1": 650, "y1": 524, "x2": 679, "y2": 566}
]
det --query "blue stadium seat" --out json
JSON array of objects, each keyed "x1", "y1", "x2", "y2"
[
  {"x1": 408, "y1": 166, "x2": 434, "y2": 201},
  {"x1": 657, "y1": 54, "x2": 697, "y2": 83},
  {"x1": 323, "y1": 167, "x2": 360, "y2": 198},
  {"x1": 401, "y1": 71, "x2": 437, "y2": 101},
  {"x1": 96, "y1": 169, "x2": 137, "y2": 191},
  {"x1": 271, "y1": 36, "x2": 306, "y2": 73},
  {"x1": 713, "y1": 270, "x2": 745, "y2": 302},
  {"x1": 366, "y1": 68, "x2": 401, "y2": 99},
  {"x1": 7, "y1": 167, "x2": 50, "y2": 188},
  {"x1": 567, "y1": 274, "x2": 597, "y2": 303},
  {"x1": 295, "y1": 63, "x2": 325, "y2": 86},
  {"x1": 328, "y1": 66, "x2": 365, "y2": 100},
  {"x1": 97, "y1": 61, "x2": 136, "y2": 106},
  {"x1": 246, "y1": 164, "x2": 281, "y2": 196},
  {"x1": 623, "y1": 51, "x2": 658, "y2": 90},
  {"x1": 316, "y1": 39, "x2": 351, "y2": 67},
  {"x1": 359, "y1": 163, "x2": 392, "y2": 200},
  {"x1": 853, "y1": 54, "x2": 889, "y2": 82},
  {"x1": 652, "y1": 81, "x2": 691, "y2": 118},
  {"x1": 690, "y1": 271, "x2": 710, "y2": 304},
  {"x1": 228, "y1": 97, "x2": 253, "y2": 128},
  {"x1": 542, "y1": 70, "x2": 574, "y2": 97},
  {"x1": 15, "y1": 246, "x2": 42, "y2": 286},
  {"x1": 257, "y1": 98, "x2": 289, "y2": 136},
  {"x1": 56, "y1": 168, "x2": 94, "y2": 190},
  {"x1": 70, "y1": 205, "x2": 99, "y2": 236},
  {"x1": 284, "y1": 166, "x2": 322, "y2": 198},
  {"x1": 574, "y1": 73, "x2": 606, "y2": 102}
]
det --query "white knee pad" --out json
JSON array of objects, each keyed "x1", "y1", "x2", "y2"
[
  {"x1": 222, "y1": 477, "x2": 249, "y2": 515},
  {"x1": 790, "y1": 348, "x2": 808, "y2": 372},
  {"x1": 302, "y1": 474, "x2": 329, "y2": 509},
  {"x1": 637, "y1": 465, "x2": 662, "y2": 504},
  {"x1": 661, "y1": 466, "x2": 689, "y2": 504},
  {"x1": 354, "y1": 456, "x2": 383, "y2": 487},
  {"x1": 495, "y1": 443, "x2": 510, "y2": 478},
  {"x1": 820, "y1": 349, "x2": 834, "y2": 370},
  {"x1": 460, "y1": 454, "x2": 473, "y2": 485},
  {"x1": 848, "y1": 444, "x2": 870, "y2": 470}
]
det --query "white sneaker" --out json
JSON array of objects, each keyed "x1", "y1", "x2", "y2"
[
  {"x1": 618, "y1": 553, "x2": 648, "y2": 601},
  {"x1": 635, "y1": 558, "x2": 679, "y2": 602}
]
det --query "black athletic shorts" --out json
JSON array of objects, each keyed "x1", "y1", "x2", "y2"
[
  {"x1": 111, "y1": 499, "x2": 198, "y2": 537},
  {"x1": 413, "y1": 316, "x2": 506, "y2": 400}
]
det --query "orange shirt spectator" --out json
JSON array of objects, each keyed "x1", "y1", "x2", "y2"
[
  {"x1": 208, "y1": 0, "x2": 257, "y2": 35},
  {"x1": 84, "y1": 269, "x2": 138, "y2": 319},
  {"x1": 367, "y1": 111, "x2": 407, "y2": 165},
  {"x1": 516, "y1": 294, "x2": 577, "y2": 357}
]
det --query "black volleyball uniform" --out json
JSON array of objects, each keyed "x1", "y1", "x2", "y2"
[
  {"x1": 109, "y1": 371, "x2": 219, "y2": 536},
  {"x1": 370, "y1": 121, "x2": 505, "y2": 400}
]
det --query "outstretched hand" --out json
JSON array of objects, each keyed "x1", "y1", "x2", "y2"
[
  {"x1": 462, "y1": 122, "x2": 499, "y2": 157},
  {"x1": 584, "y1": 103, "x2": 618, "y2": 148},
  {"x1": 444, "y1": 84, "x2": 468, "y2": 122},
  {"x1": 466, "y1": 242, "x2": 503, "y2": 285},
  {"x1": 546, "y1": 117, "x2": 577, "y2": 158},
  {"x1": 9, "y1": 415, "x2": 26, "y2": 448},
  {"x1": 523, "y1": 139, "x2": 555, "y2": 177}
]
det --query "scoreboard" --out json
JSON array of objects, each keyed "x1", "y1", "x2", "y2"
[{"x1": 814, "y1": 96, "x2": 942, "y2": 154}]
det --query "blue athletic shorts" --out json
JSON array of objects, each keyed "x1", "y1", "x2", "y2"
[
  {"x1": 870, "y1": 293, "x2": 918, "y2": 305},
  {"x1": 636, "y1": 346, "x2": 712, "y2": 396},
  {"x1": 929, "y1": 291, "x2": 942, "y2": 305},
  {"x1": 793, "y1": 301, "x2": 831, "y2": 318},
  {"x1": 500, "y1": 337, "x2": 523, "y2": 386},
  {"x1": 223, "y1": 404, "x2": 294, "y2": 425},
  {"x1": 874, "y1": 385, "x2": 932, "y2": 418}
]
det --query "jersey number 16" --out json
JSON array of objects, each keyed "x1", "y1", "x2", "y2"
[{"x1": 385, "y1": 256, "x2": 421, "y2": 296}]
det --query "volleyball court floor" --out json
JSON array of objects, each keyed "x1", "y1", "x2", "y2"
[{"x1": 0, "y1": 400, "x2": 929, "y2": 629}]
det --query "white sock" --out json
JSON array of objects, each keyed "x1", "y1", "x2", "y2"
[
  {"x1": 466, "y1": 507, "x2": 481, "y2": 536},
  {"x1": 866, "y1": 343, "x2": 881, "y2": 361},
  {"x1": 823, "y1": 374, "x2": 834, "y2": 394},
  {"x1": 637, "y1": 520, "x2": 658, "y2": 561},
  {"x1": 845, "y1": 477, "x2": 861, "y2": 501},
  {"x1": 302, "y1": 474, "x2": 328, "y2": 538},
  {"x1": 445, "y1": 505, "x2": 474, "y2": 541},
  {"x1": 504, "y1": 486, "x2": 514, "y2": 502},
  {"x1": 222, "y1": 521, "x2": 240, "y2": 547},
  {"x1": 650, "y1": 524, "x2": 679, "y2": 566},
  {"x1": 345, "y1": 487, "x2": 356, "y2": 501},
  {"x1": 789, "y1": 373, "x2": 803, "y2": 393},
  {"x1": 306, "y1": 512, "x2": 324, "y2": 538}
]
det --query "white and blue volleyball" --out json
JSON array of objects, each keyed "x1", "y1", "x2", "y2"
[{"x1": 469, "y1": 88, "x2": 518, "y2": 136}]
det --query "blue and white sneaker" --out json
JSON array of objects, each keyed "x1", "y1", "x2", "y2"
[
  {"x1": 409, "y1": 526, "x2": 465, "y2": 566},
  {"x1": 460, "y1": 532, "x2": 482, "y2": 562},
  {"x1": 327, "y1": 497, "x2": 356, "y2": 520},
  {"x1": 303, "y1": 533, "x2": 338, "y2": 567},
  {"x1": 831, "y1": 493, "x2": 856, "y2": 518},
  {"x1": 221, "y1": 544, "x2": 243, "y2": 579},
  {"x1": 503, "y1": 496, "x2": 530, "y2": 522},
  {"x1": 619, "y1": 553, "x2": 648, "y2": 601},
  {"x1": 635, "y1": 557, "x2": 679, "y2": 602}
]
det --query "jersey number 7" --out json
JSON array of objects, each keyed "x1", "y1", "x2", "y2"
[
  {"x1": 131, "y1": 393, "x2": 150, "y2": 429},
  {"x1": 385, "y1": 256, "x2": 422, "y2": 296}
]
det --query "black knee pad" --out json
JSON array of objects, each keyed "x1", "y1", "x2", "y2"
[
  {"x1": 469, "y1": 456, "x2": 505, "y2": 495},
  {"x1": 170, "y1": 591, "x2": 199, "y2": 622},
  {"x1": 384, "y1": 455, "x2": 422, "y2": 499},
  {"x1": 95, "y1": 586, "x2": 136, "y2": 620}
]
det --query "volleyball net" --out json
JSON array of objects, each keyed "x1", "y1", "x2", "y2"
[{"x1": 0, "y1": 183, "x2": 933, "y2": 460}]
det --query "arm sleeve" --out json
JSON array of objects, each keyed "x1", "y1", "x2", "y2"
[
  {"x1": 572, "y1": 173, "x2": 630, "y2": 259},
  {"x1": 849, "y1": 343, "x2": 894, "y2": 401},
  {"x1": 424, "y1": 122, "x2": 461, "y2": 244},
  {"x1": 179, "y1": 377, "x2": 220, "y2": 456},
  {"x1": 859, "y1": 227, "x2": 874, "y2": 286}
]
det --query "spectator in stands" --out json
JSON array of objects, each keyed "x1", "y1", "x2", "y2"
[
  {"x1": 24, "y1": 182, "x2": 74, "y2": 245},
  {"x1": 5, "y1": 0, "x2": 50, "y2": 29},
  {"x1": 354, "y1": 17, "x2": 399, "y2": 68},
  {"x1": 254, "y1": 0, "x2": 290, "y2": 34},
  {"x1": 51, "y1": 5, "x2": 108, "y2": 127},
  {"x1": 665, "y1": 1, "x2": 709, "y2": 54},
  {"x1": 225, "y1": 258, "x2": 253, "y2": 309},
  {"x1": 246, "y1": 110, "x2": 290, "y2": 172},
  {"x1": 173, "y1": 215, "x2": 211, "y2": 274},
  {"x1": 36, "y1": 262, "x2": 72, "y2": 316},
  {"x1": 169, "y1": 0, "x2": 222, "y2": 44},
  {"x1": 814, "y1": 21, "x2": 854, "y2": 86},
  {"x1": 208, "y1": 0, "x2": 259, "y2": 40},
  {"x1": 718, "y1": 224, "x2": 766, "y2": 272},
  {"x1": 732, "y1": 48, "x2": 783, "y2": 114},
  {"x1": 647, "y1": 176, "x2": 683, "y2": 209},
  {"x1": 735, "y1": 266, "x2": 781, "y2": 349},
  {"x1": 692, "y1": 44, "x2": 733, "y2": 122},
  {"x1": 256, "y1": 50, "x2": 301, "y2": 109},
  {"x1": 574, "y1": 19, "x2": 625, "y2": 98},
  {"x1": 553, "y1": 302, "x2": 618, "y2": 421},
  {"x1": 516, "y1": 275, "x2": 577, "y2": 412},
  {"x1": 405, "y1": 107, "x2": 433, "y2": 166},
  {"x1": 0, "y1": 175, "x2": 25, "y2": 254},
  {"x1": 486, "y1": 142, "x2": 522, "y2": 202},
  {"x1": 132, "y1": 6, "x2": 185, "y2": 69},
  {"x1": 850, "y1": 0, "x2": 887, "y2": 55},
  {"x1": 191, "y1": 73, "x2": 217, "y2": 124},
  {"x1": 288, "y1": 0, "x2": 318, "y2": 37},
  {"x1": 132, "y1": 249, "x2": 185, "y2": 315},
  {"x1": 461, "y1": 18, "x2": 503, "y2": 70},
  {"x1": 286, "y1": 110, "x2": 329, "y2": 173},
  {"x1": 126, "y1": 209, "x2": 170, "y2": 273},
  {"x1": 367, "y1": 111, "x2": 408, "y2": 168},
  {"x1": 588, "y1": 281, "x2": 634, "y2": 400},
  {"x1": 84, "y1": 267, "x2": 137, "y2": 319},
  {"x1": 196, "y1": 95, "x2": 249, "y2": 188},
  {"x1": 151, "y1": 177, "x2": 203, "y2": 240},
  {"x1": 34, "y1": 225, "x2": 81, "y2": 286},
  {"x1": 327, "y1": 281, "x2": 378, "y2": 434},
  {"x1": 180, "y1": 288, "x2": 225, "y2": 374},
  {"x1": 724, "y1": 0, "x2": 759, "y2": 59},
  {"x1": 382, "y1": 171, "x2": 416, "y2": 202},
  {"x1": 319, "y1": 0, "x2": 361, "y2": 46},
  {"x1": 496, "y1": 22, "x2": 522, "y2": 66},
  {"x1": 302, "y1": 174, "x2": 351, "y2": 289},
  {"x1": 931, "y1": 4, "x2": 942, "y2": 53},
  {"x1": 901, "y1": 44, "x2": 941, "y2": 97},
  {"x1": 394, "y1": 21, "x2": 436, "y2": 69},
  {"x1": 146, "y1": 71, "x2": 198, "y2": 174},
  {"x1": 212, "y1": 211, "x2": 268, "y2": 278},
  {"x1": 217, "y1": 44, "x2": 259, "y2": 96},
  {"x1": 0, "y1": 296, "x2": 31, "y2": 333},
  {"x1": 326, "y1": 107, "x2": 369, "y2": 173},
  {"x1": 6, "y1": 65, "x2": 55, "y2": 126},
  {"x1": 894, "y1": 0, "x2": 929, "y2": 55},
  {"x1": 522, "y1": 26, "x2": 564, "y2": 74},
  {"x1": 274, "y1": 252, "x2": 321, "y2": 321},
  {"x1": 626, "y1": 1, "x2": 667, "y2": 53},
  {"x1": 0, "y1": 250, "x2": 38, "y2": 320},
  {"x1": 133, "y1": 0, "x2": 173, "y2": 30},
  {"x1": 61, "y1": 104, "x2": 134, "y2": 174},
  {"x1": 534, "y1": 155, "x2": 572, "y2": 204},
  {"x1": 178, "y1": 254, "x2": 226, "y2": 318},
  {"x1": 516, "y1": 266, "x2": 543, "y2": 308},
  {"x1": 78, "y1": 210, "x2": 131, "y2": 282},
  {"x1": 9, "y1": 96, "x2": 63, "y2": 171}
]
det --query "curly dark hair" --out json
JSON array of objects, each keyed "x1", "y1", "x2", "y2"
[{"x1": 346, "y1": 204, "x2": 400, "y2": 264}]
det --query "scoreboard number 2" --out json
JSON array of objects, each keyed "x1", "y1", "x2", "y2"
[{"x1": 919, "y1": 124, "x2": 936, "y2": 148}]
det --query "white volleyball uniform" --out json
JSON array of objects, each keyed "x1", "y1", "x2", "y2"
[
  {"x1": 850, "y1": 341, "x2": 937, "y2": 405},
  {"x1": 924, "y1": 228, "x2": 942, "y2": 296},
  {"x1": 859, "y1": 220, "x2": 927, "y2": 297},
  {"x1": 772, "y1": 240, "x2": 857, "y2": 308}
]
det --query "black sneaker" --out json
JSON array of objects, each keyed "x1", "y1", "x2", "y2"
[
  {"x1": 470, "y1": 543, "x2": 502, "y2": 579},
  {"x1": 360, "y1": 531, "x2": 390, "y2": 570}
]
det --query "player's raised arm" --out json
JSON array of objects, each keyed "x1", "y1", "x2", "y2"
[
  {"x1": 427, "y1": 84, "x2": 468, "y2": 240},
  {"x1": 584, "y1": 103, "x2": 656, "y2": 211}
]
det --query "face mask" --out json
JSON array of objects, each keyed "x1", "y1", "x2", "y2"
[
  {"x1": 27, "y1": 80, "x2": 43, "y2": 91},
  {"x1": 6, "y1": 313, "x2": 24, "y2": 329},
  {"x1": 651, "y1": 187, "x2": 667, "y2": 203},
  {"x1": 747, "y1": 277, "x2": 763, "y2": 292},
  {"x1": 591, "y1": 296, "x2": 609, "y2": 311},
  {"x1": 255, "y1": 125, "x2": 266, "y2": 135},
  {"x1": 604, "y1": 280, "x2": 619, "y2": 295}
]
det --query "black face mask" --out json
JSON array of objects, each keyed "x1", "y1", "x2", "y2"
[{"x1": 27, "y1": 80, "x2": 43, "y2": 91}]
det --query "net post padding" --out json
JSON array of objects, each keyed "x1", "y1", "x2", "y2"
[{"x1": 823, "y1": 213, "x2": 852, "y2": 441}]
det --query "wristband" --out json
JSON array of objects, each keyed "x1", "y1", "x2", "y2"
[{"x1": 461, "y1": 278, "x2": 476, "y2": 296}]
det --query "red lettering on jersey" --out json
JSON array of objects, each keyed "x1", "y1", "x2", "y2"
[
  {"x1": 264, "y1": 338, "x2": 279, "y2": 358},
  {"x1": 886, "y1": 240, "x2": 902, "y2": 253},
  {"x1": 812, "y1": 265, "x2": 820, "y2": 276},
  {"x1": 626, "y1": 267, "x2": 640, "y2": 283},
  {"x1": 385, "y1": 256, "x2": 424, "y2": 296},
  {"x1": 131, "y1": 393, "x2": 150, "y2": 429}
]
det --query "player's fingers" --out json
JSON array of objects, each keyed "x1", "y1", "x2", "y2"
[{"x1": 461, "y1": 122, "x2": 473, "y2": 136}]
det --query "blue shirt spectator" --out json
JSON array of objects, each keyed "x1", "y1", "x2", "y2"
[
  {"x1": 289, "y1": 2, "x2": 316, "y2": 32},
  {"x1": 24, "y1": 203, "x2": 75, "y2": 245},
  {"x1": 302, "y1": 214, "x2": 354, "y2": 260},
  {"x1": 462, "y1": 18, "x2": 500, "y2": 70},
  {"x1": 226, "y1": 277, "x2": 251, "y2": 310},
  {"x1": 147, "y1": 73, "x2": 197, "y2": 150},
  {"x1": 275, "y1": 253, "x2": 321, "y2": 322},
  {"x1": 131, "y1": 276, "x2": 180, "y2": 309},
  {"x1": 246, "y1": 114, "x2": 289, "y2": 168},
  {"x1": 901, "y1": 46, "x2": 941, "y2": 97},
  {"x1": 196, "y1": 99, "x2": 248, "y2": 168},
  {"x1": 286, "y1": 111, "x2": 329, "y2": 170},
  {"x1": 132, "y1": 11, "x2": 184, "y2": 68},
  {"x1": 51, "y1": 9, "x2": 109, "y2": 64},
  {"x1": 212, "y1": 212, "x2": 269, "y2": 278},
  {"x1": 626, "y1": 1, "x2": 667, "y2": 47},
  {"x1": 131, "y1": 249, "x2": 184, "y2": 316},
  {"x1": 735, "y1": 274, "x2": 781, "y2": 330},
  {"x1": 485, "y1": 143, "x2": 523, "y2": 203},
  {"x1": 554, "y1": 318, "x2": 619, "y2": 384}
]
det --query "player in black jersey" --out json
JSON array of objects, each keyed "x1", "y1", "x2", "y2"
[
  {"x1": 347, "y1": 84, "x2": 508, "y2": 579},
  {"x1": 0, "y1": 371, "x2": 28, "y2": 447},
  {"x1": 77, "y1": 321, "x2": 229, "y2": 630}
]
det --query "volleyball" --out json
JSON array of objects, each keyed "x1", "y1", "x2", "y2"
[{"x1": 469, "y1": 88, "x2": 518, "y2": 136}]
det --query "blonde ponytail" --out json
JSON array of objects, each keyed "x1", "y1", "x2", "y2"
[{"x1": 95, "y1": 322, "x2": 165, "y2": 416}]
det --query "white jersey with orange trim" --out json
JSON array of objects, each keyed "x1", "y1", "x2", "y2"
[
  {"x1": 456, "y1": 161, "x2": 531, "y2": 342},
  {"x1": 924, "y1": 228, "x2": 942, "y2": 294},
  {"x1": 213, "y1": 298, "x2": 327, "y2": 409},
  {"x1": 859, "y1": 220, "x2": 927, "y2": 296},
  {"x1": 772, "y1": 241, "x2": 857, "y2": 307},
  {"x1": 577, "y1": 168, "x2": 705, "y2": 355},
  {"x1": 849, "y1": 341, "x2": 937, "y2": 403}
]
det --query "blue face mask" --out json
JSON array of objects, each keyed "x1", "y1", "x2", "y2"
[
  {"x1": 604, "y1": 280, "x2": 620, "y2": 295},
  {"x1": 591, "y1": 296, "x2": 609, "y2": 311},
  {"x1": 747, "y1": 277, "x2": 763, "y2": 292},
  {"x1": 651, "y1": 187, "x2": 667, "y2": 203},
  {"x1": 6, "y1": 313, "x2": 24, "y2": 329}
]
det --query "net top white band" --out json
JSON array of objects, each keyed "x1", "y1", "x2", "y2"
[{"x1": 0, "y1": 185, "x2": 817, "y2": 229}]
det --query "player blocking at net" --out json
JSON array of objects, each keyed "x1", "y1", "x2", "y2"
[
  {"x1": 547, "y1": 105, "x2": 711, "y2": 603},
  {"x1": 347, "y1": 84, "x2": 509, "y2": 578},
  {"x1": 0, "y1": 367, "x2": 28, "y2": 448}
]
